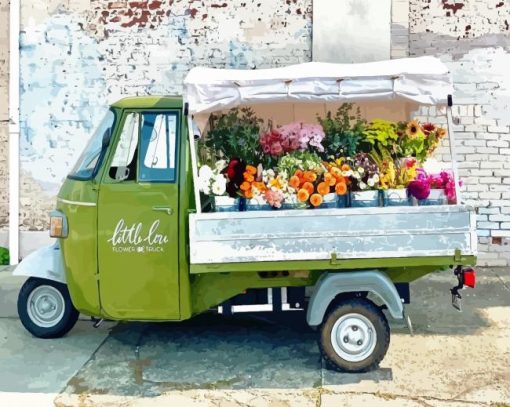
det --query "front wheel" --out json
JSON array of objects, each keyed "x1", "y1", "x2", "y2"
[
  {"x1": 17, "y1": 277, "x2": 79, "y2": 338},
  {"x1": 319, "y1": 298, "x2": 390, "y2": 373}
]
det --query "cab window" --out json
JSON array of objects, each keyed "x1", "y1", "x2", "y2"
[
  {"x1": 109, "y1": 112, "x2": 139, "y2": 181},
  {"x1": 139, "y1": 112, "x2": 178, "y2": 182}
]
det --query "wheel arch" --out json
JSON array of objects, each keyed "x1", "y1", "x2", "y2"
[
  {"x1": 306, "y1": 270, "x2": 404, "y2": 327},
  {"x1": 13, "y1": 242, "x2": 66, "y2": 284}
]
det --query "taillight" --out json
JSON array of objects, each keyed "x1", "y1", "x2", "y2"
[{"x1": 463, "y1": 267, "x2": 476, "y2": 288}]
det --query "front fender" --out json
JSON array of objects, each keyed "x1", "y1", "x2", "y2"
[
  {"x1": 13, "y1": 242, "x2": 66, "y2": 284},
  {"x1": 306, "y1": 270, "x2": 404, "y2": 326}
]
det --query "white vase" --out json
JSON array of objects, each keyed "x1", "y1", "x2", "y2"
[{"x1": 350, "y1": 190, "x2": 381, "y2": 208}]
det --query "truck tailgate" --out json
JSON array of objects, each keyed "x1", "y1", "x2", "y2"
[{"x1": 189, "y1": 205, "x2": 476, "y2": 265}]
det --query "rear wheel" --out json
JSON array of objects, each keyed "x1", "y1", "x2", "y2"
[
  {"x1": 17, "y1": 277, "x2": 79, "y2": 338},
  {"x1": 319, "y1": 298, "x2": 390, "y2": 373}
]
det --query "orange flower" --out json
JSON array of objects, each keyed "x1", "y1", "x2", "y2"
[
  {"x1": 243, "y1": 172, "x2": 254, "y2": 183},
  {"x1": 330, "y1": 167, "x2": 342, "y2": 178},
  {"x1": 302, "y1": 182, "x2": 315, "y2": 195},
  {"x1": 289, "y1": 175, "x2": 301, "y2": 189},
  {"x1": 303, "y1": 171, "x2": 317, "y2": 182},
  {"x1": 294, "y1": 169, "x2": 304, "y2": 179},
  {"x1": 335, "y1": 182, "x2": 347, "y2": 195},
  {"x1": 297, "y1": 188, "x2": 310, "y2": 202},
  {"x1": 310, "y1": 193, "x2": 323, "y2": 207},
  {"x1": 245, "y1": 189, "x2": 254, "y2": 199},
  {"x1": 240, "y1": 181, "x2": 251, "y2": 191},
  {"x1": 245, "y1": 165, "x2": 257, "y2": 175},
  {"x1": 335, "y1": 175, "x2": 346, "y2": 184},
  {"x1": 341, "y1": 164, "x2": 351, "y2": 172},
  {"x1": 324, "y1": 173, "x2": 336, "y2": 187},
  {"x1": 252, "y1": 182, "x2": 266, "y2": 191},
  {"x1": 317, "y1": 182, "x2": 330, "y2": 196}
]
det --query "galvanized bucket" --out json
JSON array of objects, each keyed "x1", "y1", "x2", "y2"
[
  {"x1": 383, "y1": 189, "x2": 411, "y2": 206},
  {"x1": 350, "y1": 190, "x2": 381, "y2": 208}
]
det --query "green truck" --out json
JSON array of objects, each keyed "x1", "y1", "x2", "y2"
[{"x1": 14, "y1": 58, "x2": 477, "y2": 373}]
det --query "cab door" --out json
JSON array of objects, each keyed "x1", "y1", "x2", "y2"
[{"x1": 97, "y1": 110, "x2": 180, "y2": 319}]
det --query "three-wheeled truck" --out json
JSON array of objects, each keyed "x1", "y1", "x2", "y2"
[{"x1": 14, "y1": 56, "x2": 477, "y2": 372}]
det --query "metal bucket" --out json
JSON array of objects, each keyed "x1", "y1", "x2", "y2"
[
  {"x1": 213, "y1": 196, "x2": 240, "y2": 212},
  {"x1": 383, "y1": 189, "x2": 411, "y2": 206},
  {"x1": 418, "y1": 189, "x2": 447, "y2": 206},
  {"x1": 350, "y1": 190, "x2": 381, "y2": 208}
]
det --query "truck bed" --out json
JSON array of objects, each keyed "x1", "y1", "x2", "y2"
[{"x1": 189, "y1": 205, "x2": 476, "y2": 268}]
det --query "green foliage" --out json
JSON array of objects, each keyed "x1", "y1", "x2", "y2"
[
  {"x1": 277, "y1": 151, "x2": 325, "y2": 177},
  {"x1": 200, "y1": 107, "x2": 264, "y2": 165},
  {"x1": 361, "y1": 119, "x2": 399, "y2": 151},
  {"x1": 0, "y1": 247, "x2": 9, "y2": 265},
  {"x1": 318, "y1": 104, "x2": 366, "y2": 158}
]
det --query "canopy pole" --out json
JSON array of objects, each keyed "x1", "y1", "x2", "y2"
[
  {"x1": 187, "y1": 114, "x2": 202, "y2": 214},
  {"x1": 446, "y1": 95, "x2": 462, "y2": 204}
]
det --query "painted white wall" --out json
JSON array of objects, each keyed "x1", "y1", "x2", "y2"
[{"x1": 312, "y1": 0, "x2": 391, "y2": 63}]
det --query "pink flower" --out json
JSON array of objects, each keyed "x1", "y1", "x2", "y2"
[
  {"x1": 408, "y1": 179, "x2": 431, "y2": 200},
  {"x1": 264, "y1": 189, "x2": 284, "y2": 208},
  {"x1": 270, "y1": 142, "x2": 283, "y2": 156}
]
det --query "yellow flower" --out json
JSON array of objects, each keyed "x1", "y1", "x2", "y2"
[{"x1": 406, "y1": 119, "x2": 421, "y2": 139}]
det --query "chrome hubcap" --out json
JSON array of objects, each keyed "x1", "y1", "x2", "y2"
[
  {"x1": 27, "y1": 286, "x2": 65, "y2": 328},
  {"x1": 331, "y1": 313, "x2": 377, "y2": 362}
]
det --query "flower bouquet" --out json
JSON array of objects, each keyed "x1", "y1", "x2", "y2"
[{"x1": 347, "y1": 153, "x2": 381, "y2": 207}]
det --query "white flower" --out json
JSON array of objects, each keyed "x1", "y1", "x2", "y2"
[
  {"x1": 353, "y1": 172, "x2": 361, "y2": 180},
  {"x1": 358, "y1": 167, "x2": 365, "y2": 174},
  {"x1": 372, "y1": 174, "x2": 380, "y2": 183},
  {"x1": 359, "y1": 181, "x2": 367, "y2": 190},
  {"x1": 198, "y1": 165, "x2": 213, "y2": 181},
  {"x1": 200, "y1": 181, "x2": 211, "y2": 195},
  {"x1": 211, "y1": 181, "x2": 226, "y2": 196},
  {"x1": 266, "y1": 169, "x2": 275, "y2": 178},
  {"x1": 213, "y1": 174, "x2": 227, "y2": 187},
  {"x1": 343, "y1": 170, "x2": 353, "y2": 177},
  {"x1": 367, "y1": 178, "x2": 375, "y2": 187},
  {"x1": 215, "y1": 160, "x2": 227, "y2": 172}
]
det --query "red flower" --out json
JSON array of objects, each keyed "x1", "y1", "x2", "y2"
[{"x1": 422, "y1": 122, "x2": 435, "y2": 136}]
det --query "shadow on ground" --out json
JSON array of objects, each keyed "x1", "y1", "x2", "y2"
[
  {"x1": 60, "y1": 268, "x2": 508, "y2": 397},
  {"x1": 63, "y1": 312, "x2": 392, "y2": 397}
]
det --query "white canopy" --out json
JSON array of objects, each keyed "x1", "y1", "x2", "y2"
[{"x1": 184, "y1": 56, "x2": 453, "y2": 115}]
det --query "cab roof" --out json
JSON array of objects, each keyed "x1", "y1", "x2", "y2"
[{"x1": 111, "y1": 96, "x2": 183, "y2": 109}]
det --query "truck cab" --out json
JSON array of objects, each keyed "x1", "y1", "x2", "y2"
[{"x1": 56, "y1": 97, "x2": 191, "y2": 320}]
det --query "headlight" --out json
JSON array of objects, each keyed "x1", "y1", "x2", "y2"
[{"x1": 49, "y1": 211, "x2": 68, "y2": 238}]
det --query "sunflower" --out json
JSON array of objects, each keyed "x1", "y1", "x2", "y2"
[{"x1": 406, "y1": 119, "x2": 421, "y2": 139}]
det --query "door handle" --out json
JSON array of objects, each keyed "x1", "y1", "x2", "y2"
[{"x1": 152, "y1": 206, "x2": 173, "y2": 215}]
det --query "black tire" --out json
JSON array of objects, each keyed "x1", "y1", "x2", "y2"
[
  {"x1": 319, "y1": 298, "x2": 390, "y2": 373},
  {"x1": 17, "y1": 277, "x2": 79, "y2": 338}
]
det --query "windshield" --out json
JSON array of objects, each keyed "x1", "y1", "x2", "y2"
[{"x1": 68, "y1": 110, "x2": 116, "y2": 180}]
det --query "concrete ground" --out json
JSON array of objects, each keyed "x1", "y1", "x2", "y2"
[{"x1": 0, "y1": 266, "x2": 509, "y2": 406}]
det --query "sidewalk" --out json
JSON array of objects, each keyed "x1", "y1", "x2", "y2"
[{"x1": 1, "y1": 267, "x2": 509, "y2": 406}]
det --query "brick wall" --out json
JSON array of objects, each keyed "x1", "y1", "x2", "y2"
[
  {"x1": 410, "y1": 0, "x2": 510, "y2": 266},
  {"x1": 1, "y1": 0, "x2": 509, "y2": 264}
]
